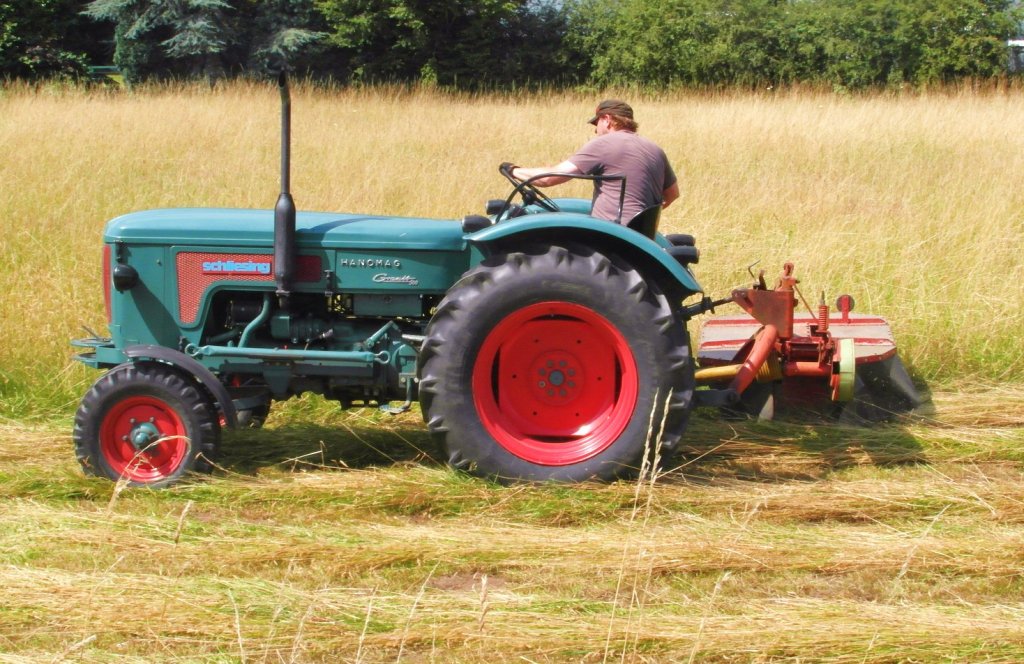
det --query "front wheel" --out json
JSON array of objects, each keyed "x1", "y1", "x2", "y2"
[
  {"x1": 419, "y1": 244, "x2": 694, "y2": 482},
  {"x1": 73, "y1": 362, "x2": 221, "y2": 487}
]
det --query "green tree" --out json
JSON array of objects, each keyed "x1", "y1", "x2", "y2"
[
  {"x1": 1, "y1": 0, "x2": 100, "y2": 79},
  {"x1": 85, "y1": 0, "x2": 233, "y2": 82},
  {"x1": 315, "y1": 0, "x2": 562, "y2": 86},
  {"x1": 569, "y1": 0, "x2": 789, "y2": 87},
  {"x1": 915, "y1": 0, "x2": 1021, "y2": 83},
  {"x1": 568, "y1": 0, "x2": 1022, "y2": 90},
  {"x1": 84, "y1": 0, "x2": 329, "y2": 83},
  {"x1": 237, "y1": 0, "x2": 328, "y2": 75},
  {"x1": 502, "y1": 0, "x2": 586, "y2": 87}
]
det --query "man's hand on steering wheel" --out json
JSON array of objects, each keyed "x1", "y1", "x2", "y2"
[{"x1": 498, "y1": 162, "x2": 560, "y2": 213}]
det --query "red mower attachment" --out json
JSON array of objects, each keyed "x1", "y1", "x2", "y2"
[{"x1": 694, "y1": 263, "x2": 923, "y2": 421}]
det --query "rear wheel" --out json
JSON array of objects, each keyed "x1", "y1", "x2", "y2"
[
  {"x1": 73, "y1": 362, "x2": 220, "y2": 487},
  {"x1": 419, "y1": 244, "x2": 694, "y2": 482}
]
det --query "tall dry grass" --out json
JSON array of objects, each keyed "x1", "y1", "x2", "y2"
[{"x1": 1, "y1": 81, "x2": 1023, "y2": 417}]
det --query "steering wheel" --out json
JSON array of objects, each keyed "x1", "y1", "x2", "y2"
[{"x1": 499, "y1": 162, "x2": 561, "y2": 213}]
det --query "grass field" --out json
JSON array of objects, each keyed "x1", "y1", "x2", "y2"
[
  {"x1": 1, "y1": 82, "x2": 1023, "y2": 661},
  {"x1": 2, "y1": 392, "x2": 1023, "y2": 661}
]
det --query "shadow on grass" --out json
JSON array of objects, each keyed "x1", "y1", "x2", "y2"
[
  {"x1": 216, "y1": 407, "x2": 926, "y2": 488},
  {"x1": 668, "y1": 409, "x2": 927, "y2": 484},
  {"x1": 219, "y1": 416, "x2": 443, "y2": 477}
]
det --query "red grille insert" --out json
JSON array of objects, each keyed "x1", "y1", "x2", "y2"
[{"x1": 176, "y1": 252, "x2": 321, "y2": 324}]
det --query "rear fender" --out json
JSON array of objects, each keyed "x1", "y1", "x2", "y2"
[{"x1": 467, "y1": 213, "x2": 703, "y2": 298}]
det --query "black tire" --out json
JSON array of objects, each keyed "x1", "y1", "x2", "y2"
[
  {"x1": 418, "y1": 244, "x2": 694, "y2": 482},
  {"x1": 73, "y1": 362, "x2": 221, "y2": 487}
]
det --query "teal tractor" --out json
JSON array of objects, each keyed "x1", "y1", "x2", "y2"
[{"x1": 71, "y1": 75, "x2": 919, "y2": 487}]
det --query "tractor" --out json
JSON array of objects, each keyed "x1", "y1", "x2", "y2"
[{"x1": 70, "y1": 75, "x2": 921, "y2": 487}]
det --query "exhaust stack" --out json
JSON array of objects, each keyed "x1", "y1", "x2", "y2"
[{"x1": 274, "y1": 71, "x2": 296, "y2": 307}]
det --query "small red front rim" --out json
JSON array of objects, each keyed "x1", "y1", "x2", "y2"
[
  {"x1": 99, "y1": 396, "x2": 189, "y2": 482},
  {"x1": 472, "y1": 301, "x2": 639, "y2": 466}
]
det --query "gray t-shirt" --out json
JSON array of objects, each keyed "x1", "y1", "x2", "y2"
[{"x1": 569, "y1": 131, "x2": 677, "y2": 222}]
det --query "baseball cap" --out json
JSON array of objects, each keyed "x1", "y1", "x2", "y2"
[{"x1": 588, "y1": 99, "x2": 634, "y2": 125}]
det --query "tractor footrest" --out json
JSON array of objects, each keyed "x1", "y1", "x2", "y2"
[{"x1": 462, "y1": 215, "x2": 492, "y2": 233}]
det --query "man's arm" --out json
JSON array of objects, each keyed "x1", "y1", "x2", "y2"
[
  {"x1": 512, "y1": 160, "x2": 582, "y2": 187},
  {"x1": 662, "y1": 181, "x2": 680, "y2": 208}
]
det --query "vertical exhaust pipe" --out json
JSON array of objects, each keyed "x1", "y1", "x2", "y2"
[{"x1": 274, "y1": 71, "x2": 296, "y2": 308}]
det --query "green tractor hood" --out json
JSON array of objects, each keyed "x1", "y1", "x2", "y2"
[{"x1": 104, "y1": 208, "x2": 469, "y2": 252}]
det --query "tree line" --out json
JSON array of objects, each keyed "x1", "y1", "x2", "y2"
[{"x1": 3, "y1": 0, "x2": 1022, "y2": 90}]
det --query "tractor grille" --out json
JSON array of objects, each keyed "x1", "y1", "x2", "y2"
[{"x1": 176, "y1": 252, "x2": 322, "y2": 324}]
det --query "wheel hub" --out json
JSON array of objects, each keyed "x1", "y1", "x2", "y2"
[
  {"x1": 129, "y1": 420, "x2": 161, "y2": 451},
  {"x1": 532, "y1": 354, "x2": 584, "y2": 405}
]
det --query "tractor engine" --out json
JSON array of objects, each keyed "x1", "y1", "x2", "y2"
[{"x1": 204, "y1": 289, "x2": 422, "y2": 408}]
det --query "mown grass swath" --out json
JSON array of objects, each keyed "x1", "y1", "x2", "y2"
[{"x1": 1, "y1": 403, "x2": 1023, "y2": 660}]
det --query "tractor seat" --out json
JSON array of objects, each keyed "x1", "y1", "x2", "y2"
[{"x1": 625, "y1": 205, "x2": 661, "y2": 239}]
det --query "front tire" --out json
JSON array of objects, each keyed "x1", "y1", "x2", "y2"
[
  {"x1": 73, "y1": 362, "x2": 220, "y2": 487},
  {"x1": 419, "y1": 244, "x2": 694, "y2": 482}
]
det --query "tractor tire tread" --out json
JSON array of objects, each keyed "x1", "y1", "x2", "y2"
[
  {"x1": 72, "y1": 362, "x2": 221, "y2": 486},
  {"x1": 419, "y1": 242, "x2": 694, "y2": 481}
]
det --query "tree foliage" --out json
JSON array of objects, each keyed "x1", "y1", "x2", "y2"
[
  {"x1": 83, "y1": 0, "x2": 329, "y2": 83},
  {"x1": 572, "y1": 0, "x2": 1024, "y2": 90},
  {"x1": 84, "y1": 0, "x2": 230, "y2": 81},
  {"x1": 0, "y1": 0, "x2": 102, "y2": 79},
  {"x1": 2, "y1": 0, "x2": 1022, "y2": 88},
  {"x1": 313, "y1": 0, "x2": 579, "y2": 86}
]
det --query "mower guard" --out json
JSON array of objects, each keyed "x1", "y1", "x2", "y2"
[{"x1": 694, "y1": 264, "x2": 924, "y2": 420}]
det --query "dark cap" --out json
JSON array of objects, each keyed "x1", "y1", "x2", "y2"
[{"x1": 588, "y1": 99, "x2": 634, "y2": 125}]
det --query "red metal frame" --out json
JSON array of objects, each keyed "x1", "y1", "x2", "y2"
[{"x1": 698, "y1": 263, "x2": 882, "y2": 402}]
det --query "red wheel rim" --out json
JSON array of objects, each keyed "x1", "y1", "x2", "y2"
[
  {"x1": 99, "y1": 396, "x2": 189, "y2": 482},
  {"x1": 472, "y1": 301, "x2": 639, "y2": 466}
]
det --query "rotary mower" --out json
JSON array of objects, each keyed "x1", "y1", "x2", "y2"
[{"x1": 70, "y1": 75, "x2": 921, "y2": 487}]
